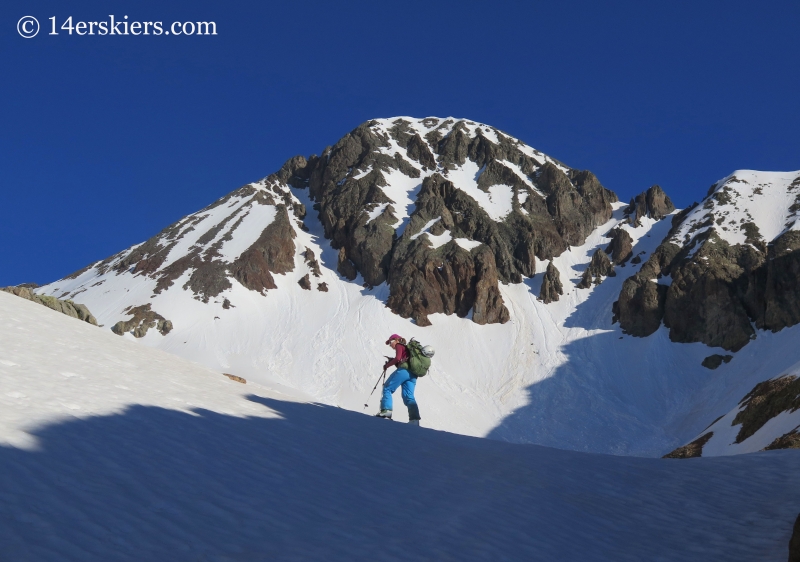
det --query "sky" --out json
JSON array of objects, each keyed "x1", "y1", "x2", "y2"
[{"x1": 1, "y1": 0, "x2": 799, "y2": 285}]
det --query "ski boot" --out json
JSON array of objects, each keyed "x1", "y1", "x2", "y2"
[{"x1": 375, "y1": 409, "x2": 393, "y2": 419}]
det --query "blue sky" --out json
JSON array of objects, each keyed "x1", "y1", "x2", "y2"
[{"x1": 2, "y1": 0, "x2": 799, "y2": 285}]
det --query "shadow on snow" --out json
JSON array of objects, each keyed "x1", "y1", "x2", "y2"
[{"x1": 0, "y1": 396, "x2": 798, "y2": 561}]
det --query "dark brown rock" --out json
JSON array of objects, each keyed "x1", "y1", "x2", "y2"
[
  {"x1": 663, "y1": 432, "x2": 713, "y2": 458},
  {"x1": 626, "y1": 185, "x2": 675, "y2": 225},
  {"x1": 303, "y1": 247, "x2": 322, "y2": 277},
  {"x1": 761, "y1": 231, "x2": 800, "y2": 332},
  {"x1": 790, "y1": 514, "x2": 800, "y2": 562},
  {"x1": 386, "y1": 238, "x2": 509, "y2": 327},
  {"x1": 538, "y1": 163, "x2": 614, "y2": 246},
  {"x1": 1, "y1": 286, "x2": 98, "y2": 326},
  {"x1": 615, "y1": 242, "x2": 680, "y2": 336},
  {"x1": 291, "y1": 118, "x2": 620, "y2": 326},
  {"x1": 223, "y1": 373, "x2": 247, "y2": 384},
  {"x1": 230, "y1": 205, "x2": 296, "y2": 295},
  {"x1": 337, "y1": 247, "x2": 358, "y2": 281},
  {"x1": 577, "y1": 249, "x2": 615, "y2": 289},
  {"x1": 298, "y1": 274, "x2": 311, "y2": 290},
  {"x1": 764, "y1": 427, "x2": 800, "y2": 451},
  {"x1": 539, "y1": 261, "x2": 563, "y2": 304},
  {"x1": 111, "y1": 304, "x2": 173, "y2": 338},
  {"x1": 701, "y1": 354, "x2": 733, "y2": 369},
  {"x1": 317, "y1": 282, "x2": 328, "y2": 292},
  {"x1": 732, "y1": 375, "x2": 800, "y2": 444},
  {"x1": 605, "y1": 227, "x2": 633, "y2": 265},
  {"x1": 663, "y1": 233, "x2": 764, "y2": 351}
]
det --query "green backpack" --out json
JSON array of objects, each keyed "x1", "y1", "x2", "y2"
[{"x1": 405, "y1": 339, "x2": 433, "y2": 377}]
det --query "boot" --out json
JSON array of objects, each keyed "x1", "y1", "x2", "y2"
[
  {"x1": 408, "y1": 419, "x2": 420, "y2": 426},
  {"x1": 375, "y1": 409, "x2": 392, "y2": 419}
]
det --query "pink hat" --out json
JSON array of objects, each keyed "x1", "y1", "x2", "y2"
[{"x1": 386, "y1": 334, "x2": 401, "y2": 344}]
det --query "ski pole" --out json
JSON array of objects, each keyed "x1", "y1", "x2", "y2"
[{"x1": 364, "y1": 368, "x2": 387, "y2": 409}]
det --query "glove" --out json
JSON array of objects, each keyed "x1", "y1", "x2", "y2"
[{"x1": 383, "y1": 362, "x2": 390, "y2": 370}]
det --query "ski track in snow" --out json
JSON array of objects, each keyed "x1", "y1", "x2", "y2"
[{"x1": 0, "y1": 291, "x2": 798, "y2": 561}]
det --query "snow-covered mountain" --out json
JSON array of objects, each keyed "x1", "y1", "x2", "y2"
[
  {"x1": 3, "y1": 289, "x2": 799, "y2": 560},
  {"x1": 36, "y1": 117, "x2": 800, "y2": 457}
]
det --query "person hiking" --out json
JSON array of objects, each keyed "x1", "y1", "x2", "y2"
[{"x1": 376, "y1": 334, "x2": 421, "y2": 425}]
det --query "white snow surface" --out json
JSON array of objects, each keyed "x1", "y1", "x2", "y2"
[
  {"x1": 33, "y1": 116, "x2": 800, "y2": 458},
  {"x1": 671, "y1": 169, "x2": 800, "y2": 247},
  {"x1": 1, "y1": 291, "x2": 798, "y2": 561},
  {"x1": 43, "y1": 198, "x2": 798, "y2": 459}
]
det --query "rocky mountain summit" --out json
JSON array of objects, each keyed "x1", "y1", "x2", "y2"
[
  {"x1": 32, "y1": 117, "x2": 800, "y2": 458},
  {"x1": 277, "y1": 118, "x2": 617, "y2": 325},
  {"x1": 615, "y1": 171, "x2": 800, "y2": 351},
  {"x1": 53, "y1": 117, "x2": 617, "y2": 328}
]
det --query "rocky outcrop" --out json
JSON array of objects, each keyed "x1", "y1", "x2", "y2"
[
  {"x1": 539, "y1": 261, "x2": 563, "y2": 304},
  {"x1": 387, "y1": 236, "x2": 509, "y2": 327},
  {"x1": 613, "y1": 242, "x2": 678, "y2": 334},
  {"x1": 285, "y1": 118, "x2": 616, "y2": 326},
  {"x1": 605, "y1": 227, "x2": 633, "y2": 265},
  {"x1": 626, "y1": 185, "x2": 675, "y2": 225},
  {"x1": 663, "y1": 432, "x2": 713, "y2": 458},
  {"x1": 538, "y1": 164, "x2": 616, "y2": 246},
  {"x1": 303, "y1": 247, "x2": 322, "y2": 277},
  {"x1": 764, "y1": 427, "x2": 800, "y2": 451},
  {"x1": 732, "y1": 375, "x2": 800, "y2": 444},
  {"x1": 298, "y1": 274, "x2": 311, "y2": 290},
  {"x1": 615, "y1": 171, "x2": 800, "y2": 351},
  {"x1": 701, "y1": 354, "x2": 733, "y2": 369},
  {"x1": 790, "y1": 514, "x2": 800, "y2": 562},
  {"x1": 616, "y1": 227, "x2": 800, "y2": 350},
  {"x1": 230, "y1": 205, "x2": 296, "y2": 295},
  {"x1": 53, "y1": 117, "x2": 619, "y2": 329},
  {"x1": 111, "y1": 304, "x2": 173, "y2": 338},
  {"x1": 577, "y1": 249, "x2": 615, "y2": 288},
  {"x1": 1, "y1": 286, "x2": 98, "y2": 326}
]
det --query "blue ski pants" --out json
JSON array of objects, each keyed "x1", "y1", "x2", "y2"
[{"x1": 380, "y1": 368, "x2": 420, "y2": 420}]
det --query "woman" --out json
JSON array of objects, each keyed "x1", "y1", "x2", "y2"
[{"x1": 376, "y1": 334, "x2": 421, "y2": 425}]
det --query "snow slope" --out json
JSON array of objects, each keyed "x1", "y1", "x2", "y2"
[
  {"x1": 34, "y1": 118, "x2": 800, "y2": 457},
  {"x1": 1, "y1": 291, "x2": 798, "y2": 561},
  {"x1": 671, "y1": 169, "x2": 800, "y2": 247}
]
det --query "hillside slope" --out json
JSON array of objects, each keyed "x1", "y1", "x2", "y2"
[
  {"x1": 35, "y1": 118, "x2": 800, "y2": 457},
  {"x1": 1, "y1": 291, "x2": 798, "y2": 561}
]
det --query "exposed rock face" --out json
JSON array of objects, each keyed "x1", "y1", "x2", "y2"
[
  {"x1": 286, "y1": 118, "x2": 616, "y2": 326},
  {"x1": 317, "y1": 282, "x2": 328, "y2": 292},
  {"x1": 539, "y1": 261, "x2": 563, "y2": 304},
  {"x1": 43, "y1": 117, "x2": 618, "y2": 329},
  {"x1": 731, "y1": 375, "x2": 800, "y2": 444},
  {"x1": 230, "y1": 205, "x2": 296, "y2": 295},
  {"x1": 303, "y1": 248, "x2": 322, "y2": 277},
  {"x1": 616, "y1": 172, "x2": 800, "y2": 351},
  {"x1": 701, "y1": 354, "x2": 733, "y2": 369},
  {"x1": 298, "y1": 274, "x2": 311, "y2": 290},
  {"x1": 577, "y1": 249, "x2": 615, "y2": 288},
  {"x1": 386, "y1": 235, "x2": 509, "y2": 327},
  {"x1": 626, "y1": 185, "x2": 675, "y2": 225},
  {"x1": 663, "y1": 432, "x2": 713, "y2": 458},
  {"x1": 617, "y1": 229, "x2": 800, "y2": 350},
  {"x1": 605, "y1": 227, "x2": 633, "y2": 265},
  {"x1": 1, "y1": 286, "x2": 98, "y2": 326},
  {"x1": 111, "y1": 304, "x2": 173, "y2": 338},
  {"x1": 764, "y1": 427, "x2": 800, "y2": 451},
  {"x1": 790, "y1": 514, "x2": 800, "y2": 562}
]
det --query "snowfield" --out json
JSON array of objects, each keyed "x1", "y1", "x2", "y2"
[
  {"x1": 32, "y1": 117, "x2": 800, "y2": 458},
  {"x1": 1, "y1": 291, "x2": 798, "y2": 561}
]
